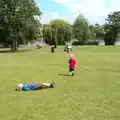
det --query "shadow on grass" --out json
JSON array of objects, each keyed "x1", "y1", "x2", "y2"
[
  {"x1": 0, "y1": 49, "x2": 32, "y2": 54},
  {"x1": 58, "y1": 73, "x2": 70, "y2": 76},
  {"x1": 96, "y1": 68, "x2": 120, "y2": 73}
]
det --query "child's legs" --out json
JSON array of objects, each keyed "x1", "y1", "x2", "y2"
[
  {"x1": 71, "y1": 68, "x2": 75, "y2": 73},
  {"x1": 36, "y1": 83, "x2": 51, "y2": 89},
  {"x1": 69, "y1": 67, "x2": 74, "y2": 71},
  {"x1": 69, "y1": 67, "x2": 71, "y2": 73},
  {"x1": 39, "y1": 82, "x2": 55, "y2": 88},
  {"x1": 41, "y1": 83, "x2": 51, "y2": 87},
  {"x1": 69, "y1": 67, "x2": 75, "y2": 74}
]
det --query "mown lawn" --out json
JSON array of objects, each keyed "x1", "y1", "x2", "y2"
[{"x1": 0, "y1": 46, "x2": 120, "y2": 120}]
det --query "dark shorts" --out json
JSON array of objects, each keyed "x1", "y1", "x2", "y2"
[{"x1": 69, "y1": 67, "x2": 74, "y2": 72}]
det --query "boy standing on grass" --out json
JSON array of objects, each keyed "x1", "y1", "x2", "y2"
[{"x1": 69, "y1": 54, "x2": 76, "y2": 76}]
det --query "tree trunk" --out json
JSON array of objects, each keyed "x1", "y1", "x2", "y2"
[{"x1": 10, "y1": 41, "x2": 18, "y2": 52}]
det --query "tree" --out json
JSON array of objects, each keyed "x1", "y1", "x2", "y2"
[
  {"x1": 0, "y1": 0, "x2": 42, "y2": 51},
  {"x1": 73, "y1": 14, "x2": 89, "y2": 44},
  {"x1": 50, "y1": 19, "x2": 72, "y2": 45},
  {"x1": 43, "y1": 24, "x2": 52, "y2": 45},
  {"x1": 89, "y1": 25, "x2": 94, "y2": 37},
  {"x1": 94, "y1": 24, "x2": 104, "y2": 39},
  {"x1": 52, "y1": 27, "x2": 57, "y2": 46},
  {"x1": 104, "y1": 11, "x2": 120, "y2": 45},
  {"x1": 87, "y1": 28, "x2": 92, "y2": 40},
  {"x1": 43, "y1": 19, "x2": 72, "y2": 46},
  {"x1": 89, "y1": 24, "x2": 104, "y2": 40}
]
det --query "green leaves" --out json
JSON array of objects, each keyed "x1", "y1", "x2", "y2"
[
  {"x1": 0, "y1": 0, "x2": 42, "y2": 50},
  {"x1": 43, "y1": 24, "x2": 52, "y2": 45},
  {"x1": 43, "y1": 19, "x2": 72, "y2": 45},
  {"x1": 104, "y1": 11, "x2": 120, "y2": 45},
  {"x1": 73, "y1": 14, "x2": 89, "y2": 44}
]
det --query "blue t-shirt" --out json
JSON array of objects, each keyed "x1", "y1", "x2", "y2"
[{"x1": 22, "y1": 84, "x2": 37, "y2": 91}]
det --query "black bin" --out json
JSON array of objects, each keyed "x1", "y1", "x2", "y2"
[{"x1": 51, "y1": 46, "x2": 55, "y2": 53}]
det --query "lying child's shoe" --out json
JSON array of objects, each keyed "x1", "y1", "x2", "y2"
[{"x1": 50, "y1": 82, "x2": 56, "y2": 88}]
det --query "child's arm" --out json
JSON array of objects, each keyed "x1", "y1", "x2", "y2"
[
  {"x1": 68, "y1": 59, "x2": 70, "y2": 63},
  {"x1": 74, "y1": 60, "x2": 76, "y2": 67},
  {"x1": 74, "y1": 60, "x2": 76, "y2": 64}
]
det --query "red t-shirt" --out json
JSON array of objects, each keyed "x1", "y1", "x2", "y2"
[{"x1": 69, "y1": 59, "x2": 76, "y2": 68}]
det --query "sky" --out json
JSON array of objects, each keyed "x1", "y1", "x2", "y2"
[{"x1": 35, "y1": 0, "x2": 120, "y2": 25}]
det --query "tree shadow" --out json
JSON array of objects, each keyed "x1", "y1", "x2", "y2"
[
  {"x1": 0, "y1": 49, "x2": 32, "y2": 54},
  {"x1": 58, "y1": 73, "x2": 70, "y2": 76}
]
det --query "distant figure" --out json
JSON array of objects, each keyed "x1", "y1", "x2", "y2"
[
  {"x1": 36, "y1": 45, "x2": 42, "y2": 49},
  {"x1": 15, "y1": 82, "x2": 55, "y2": 91},
  {"x1": 68, "y1": 54, "x2": 76, "y2": 76},
  {"x1": 64, "y1": 42, "x2": 72, "y2": 52},
  {"x1": 67, "y1": 45, "x2": 72, "y2": 52}
]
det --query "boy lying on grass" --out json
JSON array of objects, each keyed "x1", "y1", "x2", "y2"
[{"x1": 15, "y1": 82, "x2": 55, "y2": 91}]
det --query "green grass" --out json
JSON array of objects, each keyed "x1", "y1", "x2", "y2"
[{"x1": 0, "y1": 46, "x2": 120, "y2": 120}]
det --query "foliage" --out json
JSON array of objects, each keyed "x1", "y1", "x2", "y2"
[
  {"x1": 104, "y1": 11, "x2": 120, "y2": 45},
  {"x1": 73, "y1": 14, "x2": 89, "y2": 44},
  {"x1": 84, "y1": 40, "x2": 98, "y2": 45},
  {"x1": 50, "y1": 19, "x2": 72, "y2": 45},
  {"x1": 0, "y1": 0, "x2": 42, "y2": 51},
  {"x1": 94, "y1": 24, "x2": 104, "y2": 39},
  {"x1": 72, "y1": 41, "x2": 84, "y2": 45},
  {"x1": 43, "y1": 24, "x2": 52, "y2": 45},
  {"x1": 43, "y1": 19, "x2": 72, "y2": 46},
  {"x1": 72, "y1": 40, "x2": 98, "y2": 45},
  {"x1": 89, "y1": 24, "x2": 104, "y2": 40}
]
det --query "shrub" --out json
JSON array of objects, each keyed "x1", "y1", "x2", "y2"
[
  {"x1": 72, "y1": 41, "x2": 84, "y2": 45},
  {"x1": 84, "y1": 40, "x2": 98, "y2": 45}
]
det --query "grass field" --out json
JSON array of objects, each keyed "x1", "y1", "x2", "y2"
[{"x1": 0, "y1": 46, "x2": 120, "y2": 120}]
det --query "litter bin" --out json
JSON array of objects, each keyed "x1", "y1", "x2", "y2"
[{"x1": 51, "y1": 45, "x2": 55, "y2": 53}]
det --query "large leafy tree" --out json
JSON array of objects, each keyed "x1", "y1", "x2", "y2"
[
  {"x1": 43, "y1": 24, "x2": 52, "y2": 45},
  {"x1": 73, "y1": 14, "x2": 89, "y2": 44},
  {"x1": 50, "y1": 19, "x2": 72, "y2": 45},
  {"x1": 94, "y1": 24, "x2": 104, "y2": 39},
  {"x1": 89, "y1": 24, "x2": 104, "y2": 40},
  {"x1": 104, "y1": 11, "x2": 120, "y2": 45},
  {"x1": 0, "y1": 0, "x2": 42, "y2": 51},
  {"x1": 43, "y1": 19, "x2": 72, "y2": 46}
]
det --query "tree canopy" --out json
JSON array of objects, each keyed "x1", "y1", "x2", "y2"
[
  {"x1": 0, "y1": 0, "x2": 42, "y2": 51},
  {"x1": 104, "y1": 11, "x2": 120, "y2": 45},
  {"x1": 43, "y1": 19, "x2": 72, "y2": 46},
  {"x1": 73, "y1": 14, "x2": 89, "y2": 44}
]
